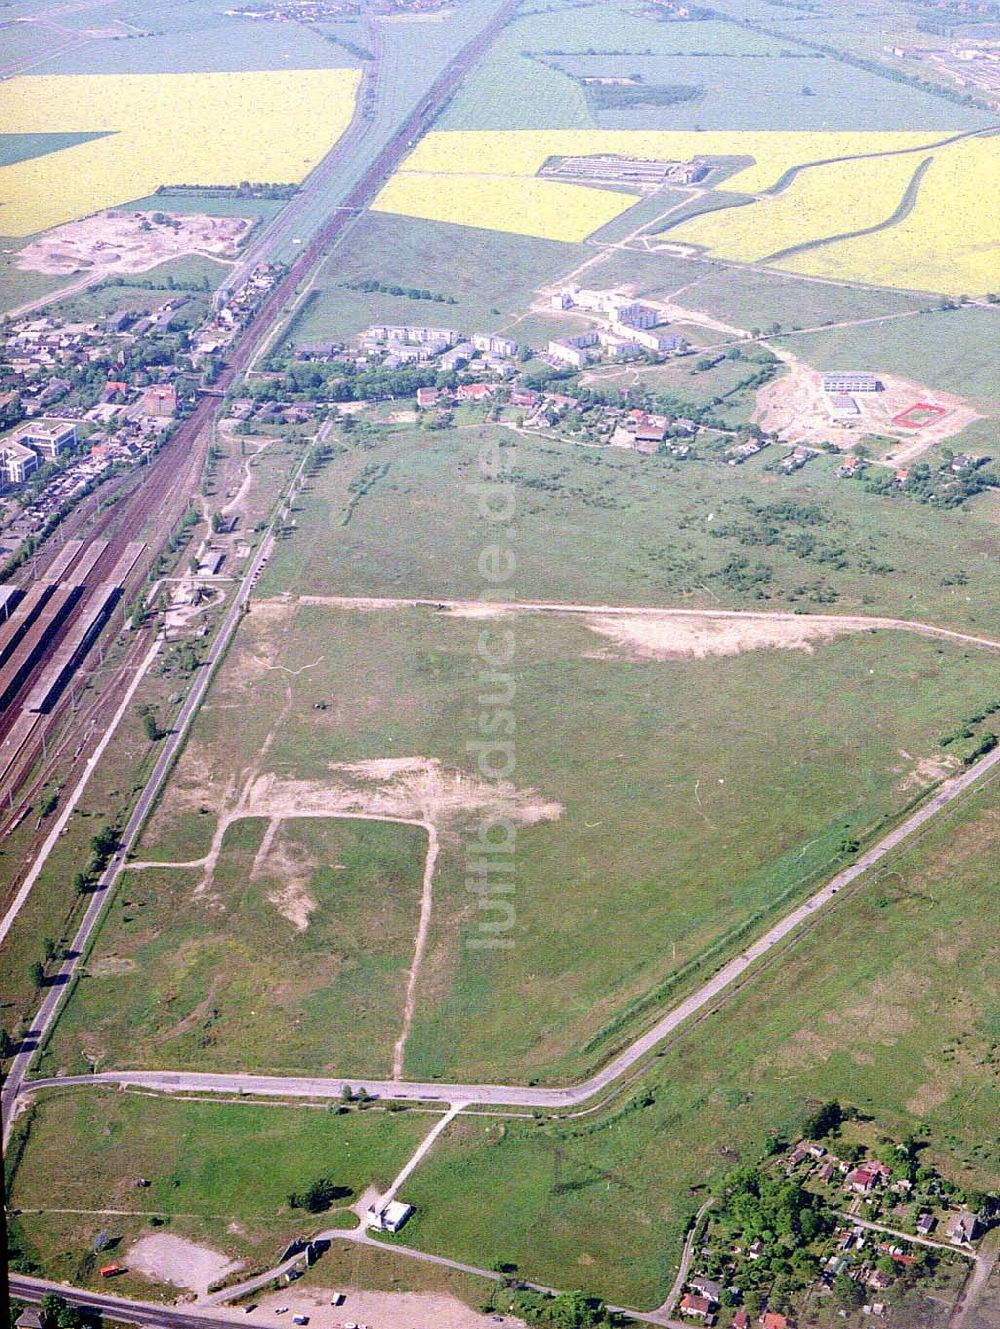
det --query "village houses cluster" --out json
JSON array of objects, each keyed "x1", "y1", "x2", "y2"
[
  {"x1": 675, "y1": 1132, "x2": 986, "y2": 1329},
  {"x1": 0, "y1": 306, "x2": 191, "y2": 563},
  {"x1": 192, "y1": 263, "x2": 284, "y2": 364}
]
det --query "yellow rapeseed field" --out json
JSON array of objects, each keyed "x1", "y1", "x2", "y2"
[
  {"x1": 372, "y1": 172, "x2": 636, "y2": 244},
  {"x1": 778, "y1": 135, "x2": 1000, "y2": 296},
  {"x1": 397, "y1": 129, "x2": 940, "y2": 193},
  {"x1": 373, "y1": 129, "x2": 997, "y2": 294},
  {"x1": 667, "y1": 150, "x2": 931, "y2": 262},
  {"x1": 371, "y1": 128, "x2": 950, "y2": 249},
  {"x1": 0, "y1": 69, "x2": 360, "y2": 236}
]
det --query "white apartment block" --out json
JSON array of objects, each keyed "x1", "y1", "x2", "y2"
[{"x1": 472, "y1": 332, "x2": 518, "y2": 358}]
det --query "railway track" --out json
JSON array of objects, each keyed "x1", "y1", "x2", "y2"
[
  {"x1": 0, "y1": 0, "x2": 517, "y2": 863},
  {"x1": 0, "y1": 539, "x2": 148, "y2": 800}
]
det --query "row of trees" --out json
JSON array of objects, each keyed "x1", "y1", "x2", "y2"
[{"x1": 343, "y1": 277, "x2": 458, "y2": 305}]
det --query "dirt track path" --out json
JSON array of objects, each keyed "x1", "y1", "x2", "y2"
[
  {"x1": 393, "y1": 819, "x2": 439, "y2": 1079},
  {"x1": 287, "y1": 594, "x2": 1000, "y2": 653},
  {"x1": 131, "y1": 801, "x2": 440, "y2": 1080},
  {"x1": 657, "y1": 1197, "x2": 714, "y2": 1316}
]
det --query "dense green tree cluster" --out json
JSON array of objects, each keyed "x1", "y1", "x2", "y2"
[
  {"x1": 287, "y1": 1177, "x2": 352, "y2": 1213},
  {"x1": 723, "y1": 1165, "x2": 833, "y2": 1244},
  {"x1": 508, "y1": 1290, "x2": 612, "y2": 1329},
  {"x1": 863, "y1": 461, "x2": 999, "y2": 509}
]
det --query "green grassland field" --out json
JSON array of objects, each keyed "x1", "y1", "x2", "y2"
[
  {"x1": 42, "y1": 593, "x2": 1000, "y2": 1084},
  {"x1": 771, "y1": 307, "x2": 1000, "y2": 412},
  {"x1": 282, "y1": 214, "x2": 582, "y2": 350},
  {"x1": 15, "y1": 777, "x2": 999, "y2": 1309},
  {"x1": 44, "y1": 818, "x2": 428, "y2": 1079},
  {"x1": 6, "y1": 1089, "x2": 433, "y2": 1286},
  {"x1": 437, "y1": 0, "x2": 989, "y2": 132},
  {"x1": 254, "y1": 425, "x2": 1000, "y2": 636},
  {"x1": 396, "y1": 778, "x2": 1000, "y2": 1307},
  {"x1": 286, "y1": 212, "x2": 995, "y2": 412}
]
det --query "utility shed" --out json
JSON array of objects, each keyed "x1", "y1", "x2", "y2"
[{"x1": 367, "y1": 1199, "x2": 413, "y2": 1233}]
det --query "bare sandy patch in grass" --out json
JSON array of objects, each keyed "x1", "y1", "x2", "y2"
[
  {"x1": 88, "y1": 956, "x2": 137, "y2": 976},
  {"x1": 764, "y1": 1027, "x2": 838, "y2": 1072},
  {"x1": 585, "y1": 612, "x2": 861, "y2": 660},
  {"x1": 255, "y1": 823, "x2": 319, "y2": 932},
  {"x1": 766, "y1": 972, "x2": 926, "y2": 1074},
  {"x1": 906, "y1": 1077, "x2": 951, "y2": 1115},
  {"x1": 139, "y1": 745, "x2": 236, "y2": 859},
  {"x1": 227, "y1": 600, "x2": 297, "y2": 688},
  {"x1": 126, "y1": 1232, "x2": 243, "y2": 1296},
  {"x1": 18, "y1": 210, "x2": 250, "y2": 277},
  {"x1": 900, "y1": 753, "x2": 959, "y2": 792},
  {"x1": 442, "y1": 603, "x2": 515, "y2": 619},
  {"x1": 295, "y1": 595, "x2": 411, "y2": 612},
  {"x1": 244, "y1": 758, "x2": 562, "y2": 829}
]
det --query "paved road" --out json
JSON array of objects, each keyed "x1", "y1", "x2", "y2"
[
  {"x1": 201, "y1": 1254, "x2": 310, "y2": 1310},
  {"x1": 9, "y1": 1274, "x2": 294, "y2": 1329},
  {"x1": 19, "y1": 741, "x2": 1000, "y2": 1115},
  {"x1": 10, "y1": 1256, "x2": 684, "y2": 1329},
  {"x1": 657, "y1": 1198, "x2": 714, "y2": 1316}
]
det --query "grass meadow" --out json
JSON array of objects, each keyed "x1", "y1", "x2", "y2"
[
  {"x1": 7, "y1": 1088, "x2": 433, "y2": 1284},
  {"x1": 282, "y1": 208, "x2": 983, "y2": 391},
  {"x1": 653, "y1": 263, "x2": 927, "y2": 331},
  {"x1": 121, "y1": 191, "x2": 289, "y2": 222},
  {"x1": 40, "y1": 0, "x2": 354, "y2": 77},
  {"x1": 583, "y1": 346, "x2": 780, "y2": 424},
  {"x1": 439, "y1": 1, "x2": 986, "y2": 132},
  {"x1": 397, "y1": 780, "x2": 1000, "y2": 1307},
  {"x1": 44, "y1": 818, "x2": 428, "y2": 1078},
  {"x1": 0, "y1": 242, "x2": 71, "y2": 314},
  {"x1": 45, "y1": 595, "x2": 1000, "y2": 1084},
  {"x1": 256, "y1": 426, "x2": 1000, "y2": 636},
  {"x1": 286, "y1": 214, "x2": 582, "y2": 346},
  {"x1": 40, "y1": 277, "x2": 215, "y2": 324}
]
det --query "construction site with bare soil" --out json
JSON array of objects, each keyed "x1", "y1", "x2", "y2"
[{"x1": 16, "y1": 210, "x2": 253, "y2": 278}]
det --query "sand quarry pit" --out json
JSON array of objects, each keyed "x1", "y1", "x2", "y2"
[
  {"x1": 126, "y1": 1232, "x2": 244, "y2": 1296},
  {"x1": 586, "y1": 612, "x2": 866, "y2": 660},
  {"x1": 17, "y1": 209, "x2": 252, "y2": 276},
  {"x1": 754, "y1": 351, "x2": 980, "y2": 456}
]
